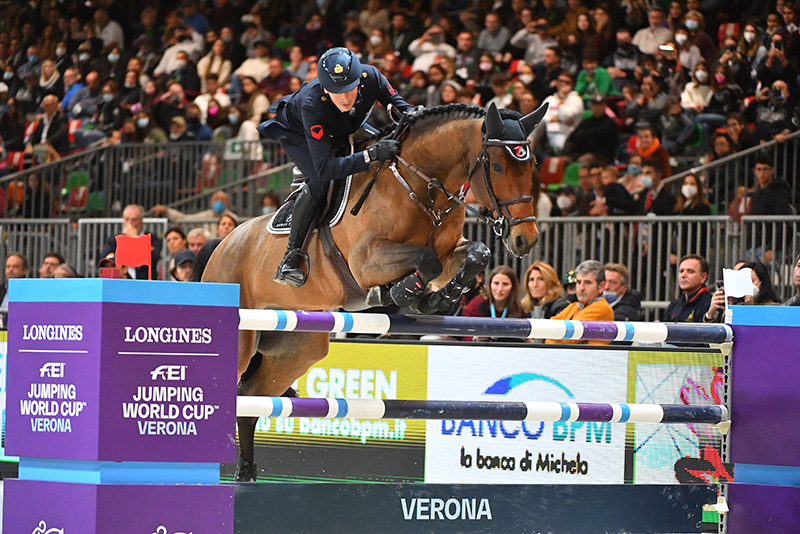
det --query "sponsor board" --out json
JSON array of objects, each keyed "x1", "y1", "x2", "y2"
[
  {"x1": 425, "y1": 345, "x2": 628, "y2": 484},
  {"x1": 0, "y1": 333, "x2": 16, "y2": 466}
]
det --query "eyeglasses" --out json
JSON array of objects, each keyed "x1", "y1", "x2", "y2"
[{"x1": 557, "y1": 79, "x2": 572, "y2": 84}]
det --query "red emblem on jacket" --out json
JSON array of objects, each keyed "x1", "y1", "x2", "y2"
[
  {"x1": 387, "y1": 83, "x2": 397, "y2": 95},
  {"x1": 309, "y1": 125, "x2": 324, "y2": 139}
]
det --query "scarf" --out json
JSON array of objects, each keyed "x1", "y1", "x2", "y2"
[
  {"x1": 40, "y1": 70, "x2": 60, "y2": 90},
  {"x1": 637, "y1": 136, "x2": 662, "y2": 159}
]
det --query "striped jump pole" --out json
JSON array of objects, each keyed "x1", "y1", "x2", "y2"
[
  {"x1": 236, "y1": 397, "x2": 729, "y2": 426},
  {"x1": 238, "y1": 309, "x2": 733, "y2": 344}
]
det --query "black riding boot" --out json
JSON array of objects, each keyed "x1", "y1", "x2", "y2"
[{"x1": 274, "y1": 185, "x2": 319, "y2": 287}]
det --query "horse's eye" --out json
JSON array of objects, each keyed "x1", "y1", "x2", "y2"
[{"x1": 491, "y1": 162, "x2": 504, "y2": 174}]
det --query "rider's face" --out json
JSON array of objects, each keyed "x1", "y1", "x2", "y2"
[{"x1": 325, "y1": 86, "x2": 359, "y2": 112}]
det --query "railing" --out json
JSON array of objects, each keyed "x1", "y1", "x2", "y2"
[
  {"x1": 5, "y1": 214, "x2": 800, "y2": 317},
  {"x1": 0, "y1": 140, "x2": 290, "y2": 219}
]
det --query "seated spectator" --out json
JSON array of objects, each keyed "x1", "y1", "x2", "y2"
[
  {"x1": 14, "y1": 71, "x2": 43, "y2": 116},
  {"x1": 605, "y1": 28, "x2": 640, "y2": 91},
  {"x1": 630, "y1": 126, "x2": 672, "y2": 178},
  {"x1": 285, "y1": 46, "x2": 311, "y2": 81},
  {"x1": 53, "y1": 264, "x2": 79, "y2": 278},
  {"x1": 477, "y1": 12, "x2": 511, "y2": 61},
  {"x1": 1, "y1": 253, "x2": 28, "y2": 318},
  {"x1": 706, "y1": 261, "x2": 782, "y2": 321},
  {"x1": 562, "y1": 94, "x2": 618, "y2": 161},
  {"x1": 61, "y1": 68, "x2": 83, "y2": 112},
  {"x1": 99, "y1": 204, "x2": 162, "y2": 280},
  {"x1": 604, "y1": 262, "x2": 642, "y2": 321},
  {"x1": 743, "y1": 79, "x2": 797, "y2": 143},
  {"x1": 661, "y1": 96, "x2": 698, "y2": 153},
  {"x1": 125, "y1": 111, "x2": 167, "y2": 143},
  {"x1": 167, "y1": 115, "x2": 194, "y2": 142},
  {"x1": 153, "y1": 24, "x2": 204, "y2": 80},
  {"x1": 632, "y1": 7, "x2": 673, "y2": 56},
  {"x1": 739, "y1": 22, "x2": 768, "y2": 84},
  {"x1": 640, "y1": 158, "x2": 676, "y2": 215},
  {"x1": 38, "y1": 252, "x2": 65, "y2": 279},
  {"x1": 485, "y1": 73, "x2": 513, "y2": 109},
  {"x1": 216, "y1": 213, "x2": 238, "y2": 239},
  {"x1": 697, "y1": 64, "x2": 743, "y2": 138},
  {"x1": 239, "y1": 76, "x2": 269, "y2": 123},
  {"x1": 463, "y1": 265, "x2": 525, "y2": 341},
  {"x1": 680, "y1": 61, "x2": 713, "y2": 114},
  {"x1": 401, "y1": 70, "x2": 429, "y2": 107},
  {"x1": 97, "y1": 252, "x2": 131, "y2": 279},
  {"x1": 187, "y1": 227, "x2": 212, "y2": 253},
  {"x1": 198, "y1": 39, "x2": 232, "y2": 92},
  {"x1": 725, "y1": 112, "x2": 759, "y2": 151},
  {"x1": 625, "y1": 73, "x2": 668, "y2": 132},
  {"x1": 590, "y1": 165, "x2": 638, "y2": 216},
  {"x1": 0, "y1": 99, "x2": 27, "y2": 152},
  {"x1": 531, "y1": 46, "x2": 563, "y2": 101},
  {"x1": 170, "y1": 50, "x2": 201, "y2": 95},
  {"x1": 785, "y1": 254, "x2": 800, "y2": 306},
  {"x1": 153, "y1": 190, "x2": 238, "y2": 224},
  {"x1": 171, "y1": 249, "x2": 196, "y2": 282},
  {"x1": 664, "y1": 254, "x2": 712, "y2": 322},
  {"x1": 683, "y1": 10, "x2": 717, "y2": 64},
  {"x1": 521, "y1": 261, "x2": 570, "y2": 319},
  {"x1": 546, "y1": 260, "x2": 614, "y2": 345},
  {"x1": 755, "y1": 32, "x2": 796, "y2": 90},
  {"x1": 618, "y1": 154, "x2": 645, "y2": 196},
  {"x1": 675, "y1": 26, "x2": 703, "y2": 73},
  {"x1": 194, "y1": 74, "x2": 232, "y2": 122},
  {"x1": 68, "y1": 70, "x2": 102, "y2": 122},
  {"x1": 25, "y1": 94, "x2": 69, "y2": 156},
  {"x1": 185, "y1": 103, "x2": 212, "y2": 141},
  {"x1": 538, "y1": 72, "x2": 583, "y2": 153},
  {"x1": 554, "y1": 184, "x2": 578, "y2": 216},
  {"x1": 575, "y1": 53, "x2": 619, "y2": 101},
  {"x1": 96, "y1": 81, "x2": 122, "y2": 135},
  {"x1": 260, "y1": 57, "x2": 292, "y2": 96},
  {"x1": 229, "y1": 40, "x2": 271, "y2": 98},
  {"x1": 39, "y1": 59, "x2": 62, "y2": 97}
]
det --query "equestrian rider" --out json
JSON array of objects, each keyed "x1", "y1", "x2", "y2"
[{"x1": 257, "y1": 47, "x2": 414, "y2": 287}]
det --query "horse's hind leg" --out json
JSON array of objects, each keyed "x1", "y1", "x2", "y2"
[
  {"x1": 235, "y1": 331, "x2": 330, "y2": 481},
  {"x1": 415, "y1": 240, "x2": 490, "y2": 314}
]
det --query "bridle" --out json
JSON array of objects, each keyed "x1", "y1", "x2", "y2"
[{"x1": 389, "y1": 132, "x2": 536, "y2": 242}]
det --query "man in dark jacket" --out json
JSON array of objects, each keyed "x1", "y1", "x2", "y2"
[
  {"x1": 604, "y1": 263, "x2": 642, "y2": 321},
  {"x1": 562, "y1": 94, "x2": 618, "y2": 161},
  {"x1": 25, "y1": 94, "x2": 69, "y2": 155},
  {"x1": 664, "y1": 254, "x2": 712, "y2": 322},
  {"x1": 749, "y1": 151, "x2": 794, "y2": 262}
]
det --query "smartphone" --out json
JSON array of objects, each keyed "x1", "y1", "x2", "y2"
[
  {"x1": 727, "y1": 44, "x2": 737, "y2": 52},
  {"x1": 658, "y1": 44, "x2": 675, "y2": 52},
  {"x1": 715, "y1": 280, "x2": 724, "y2": 290},
  {"x1": 773, "y1": 40, "x2": 783, "y2": 50}
]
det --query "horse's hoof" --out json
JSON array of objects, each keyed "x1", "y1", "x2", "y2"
[
  {"x1": 235, "y1": 457, "x2": 258, "y2": 482},
  {"x1": 366, "y1": 285, "x2": 392, "y2": 307}
]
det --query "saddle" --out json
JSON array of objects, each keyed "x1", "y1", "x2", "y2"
[{"x1": 266, "y1": 169, "x2": 352, "y2": 235}]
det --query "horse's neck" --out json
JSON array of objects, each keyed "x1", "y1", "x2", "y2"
[{"x1": 405, "y1": 119, "x2": 482, "y2": 190}]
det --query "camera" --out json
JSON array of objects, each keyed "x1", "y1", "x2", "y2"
[
  {"x1": 773, "y1": 40, "x2": 783, "y2": 50},
  {"x1": 715, "y1": 280, "x2": 724, "y2": 290},
  {"x1": 772, "y1": 87, "x2": 783, "y2": 98},
  {"x1": 727, "y1": 44, "x2": 737, "y2": 52}
]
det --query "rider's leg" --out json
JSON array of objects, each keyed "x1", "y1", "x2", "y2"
[{"x1": 274, "y1": 182, "x2": 323, "y2": 287}]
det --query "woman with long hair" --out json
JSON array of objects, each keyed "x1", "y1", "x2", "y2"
[
  {"x1": 521, "y1": 261, "x2": 570, "y2": 319},
  {"x1": 673, "y1": 173, "x2": 711, "y2": 260},
  {"x1": 197, "y1": 39, "x2": 232, "y2": 92},
  {"x1": 463, "y1": 265, "x2": 525, "y2": 341}
]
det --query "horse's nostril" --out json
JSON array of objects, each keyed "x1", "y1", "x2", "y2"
[{"x1": 515, "y1": 235, "x2": 528, "y2": 251}]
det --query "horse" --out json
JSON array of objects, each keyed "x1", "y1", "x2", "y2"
[{"x1": 195, "y1": 102, "x2": 548, "y2": 481}]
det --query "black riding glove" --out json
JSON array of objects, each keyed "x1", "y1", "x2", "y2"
[{"x1": 367, "y1": 139, "x2": 400, "y2": 163}]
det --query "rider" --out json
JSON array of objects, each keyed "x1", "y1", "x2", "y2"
[{"x1": 258, "y1": 47, "x2": 415, "y2": 287}]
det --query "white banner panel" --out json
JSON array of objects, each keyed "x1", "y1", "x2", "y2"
[{"x1": 425, "y1": 345, "x2": 628, "y2": 484}]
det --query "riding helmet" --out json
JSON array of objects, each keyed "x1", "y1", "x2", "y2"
[{"x1": 318, "y1": 47, "x2": 362, "y2": 94}]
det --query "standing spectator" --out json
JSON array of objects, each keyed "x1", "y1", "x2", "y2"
[
  {"x1": 408, "y1": 25, "x2": 456, "y2": 74},
  {"x1": 93, "y1": 8, "x2": 124, "y2": 52},
  {"x1": 606, "y1": 28, "x2": 641, "y2": 91},
  {"x1": 563, "y1": 94, "x2": 618, "y2": 161},
  {"x1": 639, "y1": 158, "x2": 676, "y2": 215},
  {"x1": 632, "y1": 7, "x2": 673, "y2": 56},
  {"x1": 38, "y1": 252, "x2": 65, "y2": 279},
  {"x1": 664, "y1": 254, "x2": 712, "y2": 322},
  {"x1": 604, "y1": 263, "x2": 642, "y2": 321},
  {"x1": 540, "y1": 72, "x2": 584, "y2": 153},
  {"x1": 521, "y1": 261, "x2": 570, "y2": 319},
  {"x1": 546, "y1": 260, "x2": 614, "y2": 345},
  {"x1": 749, "y1": 152, "x2": 794, "y2": 262},
  {"x1": 674, "y1": 173, "x2": 711, "y2": 259},
  {"x1": 477, "y1": 12, "x2": 511, "y2": 61},
  {"x1": 0, "y1": 99, "x2": 27, "y2": 152},
  {"x1": 99, "y1": 204, "x2": 162, "y2": 280}
]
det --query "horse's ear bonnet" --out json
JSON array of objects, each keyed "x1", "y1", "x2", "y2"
[
  {"x1": 484, "y1": 103, "x2": 504, "y2": 139},
  {"x1": 518, "y1": 102, "x2": 549, "y2": 137}
]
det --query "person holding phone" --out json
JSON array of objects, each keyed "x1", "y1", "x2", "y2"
[{"x1": 755, "y1": 33, "x2": 795, "y2": 90}]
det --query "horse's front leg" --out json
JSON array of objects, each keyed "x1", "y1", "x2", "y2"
[
  {"x1": 350, "y1": 239, "x2": 443, "y2": 308},
  {"x1": 415, "y1": 239, "x2": 490, "y2": 314}
]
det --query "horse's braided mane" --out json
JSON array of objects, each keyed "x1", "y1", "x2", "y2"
[{"x1": 371, "y1": 103, "x2": 487, "y2": 139}]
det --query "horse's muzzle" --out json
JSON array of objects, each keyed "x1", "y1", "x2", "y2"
[{"x1": 506, "y1": 225, "x2": 538, "y2": 257}]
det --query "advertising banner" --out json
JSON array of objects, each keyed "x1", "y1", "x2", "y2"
[{"x1": 0, "y1": 332, "x2": 17, "y2": 468}]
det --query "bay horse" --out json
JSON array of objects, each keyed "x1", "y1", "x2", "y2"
[{"x1": 196, "y1": 102, "x2": 548, "y2": 481}]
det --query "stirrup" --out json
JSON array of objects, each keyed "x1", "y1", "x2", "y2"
[{"x1": 273, "y1": 249, "x2": 309, "y2": 288}]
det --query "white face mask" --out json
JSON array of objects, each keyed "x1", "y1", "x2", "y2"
[
  {"x1": 369, "y1": 35, "x2": 382, "y2": 46},
  {"x1": 262, "y1": 205, "x2": 276, "y2": 215},
  {"x1": 174, "y1": 60, "x2": 187, "y2": 70},
  {"x1": 744, "y1": 31, "x2": 756, "y2": 43},
  {"x1": 556, "y1": 195, "x2": 573, "y2": 211},
  {"x1": 675, "y1": 33, "x2": 688, "y2": 45},
  {"x1": 56, "y1": 47, "x2": 66, "y2": 56},
  {"x1": 695, "y1": 70, "x2": 708, "y2": 83},
  {"x1": 681, "y1": 184, "x2": 698, "y2": 199},
  {"x1": 640, "y1": 175, "x2": 654, "y2": 189},
  {"x1": 169, "y1": 132, "x2": 182, "y2": 140},
  {"x1": 518, "y1": 74, "x2": 534, "y2": 84}
]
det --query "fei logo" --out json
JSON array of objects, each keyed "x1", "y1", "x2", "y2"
[
  {"x1": 31, "y1": 520, "x2": 63, "y2": 534},
  {"x1": 153, "y1": 527, "x2": 192, "y2": 534},
  {"x1": 39, "y1": 362, "x2": 65, "y2": 379},
  {"x1": 150, "y1": 365, "x2": 187, "y2": 381}
]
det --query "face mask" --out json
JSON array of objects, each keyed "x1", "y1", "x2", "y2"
[
  {"x1": 108, "y1": 53, "x2": 120, "y2": 63},
  {"x1": 641, "y1": 174, "x2": 654, "y2": 189},
  {"x1": 208, "y1": 106, "x2": 219, "y2": 115},
  {"x1": 685, "y1": 19, "x2": 698, "y2": 31},
  {"x1": 28, "y1": 55, "x2": 38, "y2": 63},
  {"x1": 479, "y1": 62, "x2": 493, "y2": 72},
  {"x1": 262, "y1": 205, "x2": 276, "y2": 215},
  {"x1": 627, "y1": 163, "x2": 642, "y2": 177},
  {"x1": 369, "y1": 35, "x2": 382, "y2": 46},
  {"x1": 102, "y1": 93, "x2": 114, "y2": 103},
  {"x1": 174, "y1": 60, "x2": 187, "y2": 70},
  {"x1": 675, "y1": 33, "x2": 688, "y2": 45},
  {"x1": 228, "y1": 113, "x2": 238, "y2": 124},
  {"x1": 556, "y1": 195, "x2": 573, "y2": 211},
  {"x1": 212, "y1": 200, "x2": 226, "y2": 214},
  {"x1": 602, "y1": 290, "x2": 617, "y2": 304},
  {"x1": 56, "y1": 47, "x2": 66, "y2": 56},
  {"x1": 309, "y1": 21, "x2": 322, "y2": 31},
  {"x1": 3, "y1": 72, "x2": 12, "y2": 81},
  {"x1": 585, "y1": 67, "x2": 595, "y2": 76},
  {"x1": 137, "y1": 118, "x2": 149, "y2": 128},
  {"x1": 681, "y1": 184, "x2": 698, "y2": 198},
  {"x1": 187, "y1": 114, "x2": 200, "y2": 124},
  {"x1": 518, "y1": 74, "x2": 534, "y2": 84},
  {"x1": 715, "y1": 74, "x2": 726, "y2": 84},
  {"x1": 695, "y1": 70, "x2": 708, "y2": 83},
  {"x1": 744, "y1": 31, "x2": 756, "y2": 43},
  {"x1": 222, "y1": 36, "x2": 232, "y2": 43},
  {"x1": 78, "y1": 53, "x2": 90, "y2": 62},
  {"x1": 124, "y1": 81, "x2": 136, "y2": 89},
  {"x1": 169, "y1": 132, "x2": 182, "y2": 140}
]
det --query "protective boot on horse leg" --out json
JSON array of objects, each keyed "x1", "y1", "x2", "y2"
[
  {"x1": 415, "y1": 241, "x2": 491, "y2": 314},
  {"x1": 274, "y1": 182, "x2": 323, "y2": 287},
  {"x1": 389, "y1": 248, "x2": 443, "y2": 308}
]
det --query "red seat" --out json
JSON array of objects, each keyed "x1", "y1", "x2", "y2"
[
  {"x1": 539, "y1": 156, "x2": 568, "y2": 186},
  {"x1": 6, "y1": 151, "x2": 25, "y2": 172}
]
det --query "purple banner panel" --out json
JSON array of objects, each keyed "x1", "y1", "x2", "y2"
[
  {"x1": 6, "y1": 302, "x2": 103, "y2": 460},
  {"x1": 729, "y1": 324, "x2": 800, "y2": 467},
  {"x1": 98, "y1": 302, "x2": 239, "y2": 463},
  {"x1": 3, "y1": 479, "x2": 234, "y2": 534},
  {"x1": 727, "y1": 484, "x2": 800, "y2": 534}
]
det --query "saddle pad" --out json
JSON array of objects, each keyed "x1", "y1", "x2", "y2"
[{"x1": 267, "y1": 175, "x2": 352, "y2": 234}]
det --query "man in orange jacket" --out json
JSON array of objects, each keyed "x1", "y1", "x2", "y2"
[{"x1": 546, "y1": 259, "x2": 614, "y2": 345}]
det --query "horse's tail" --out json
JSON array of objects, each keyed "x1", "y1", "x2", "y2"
[{"x1": 192, "y1": 238, "x2": 222, "y2": 282}]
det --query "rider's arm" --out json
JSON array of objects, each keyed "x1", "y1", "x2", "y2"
[
  {"x1": 301, "y1": 104, "x2": 371, "y2": 182},
  {"x1": 371, "y1": 67, "x2": 413, "y2": 114}
]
